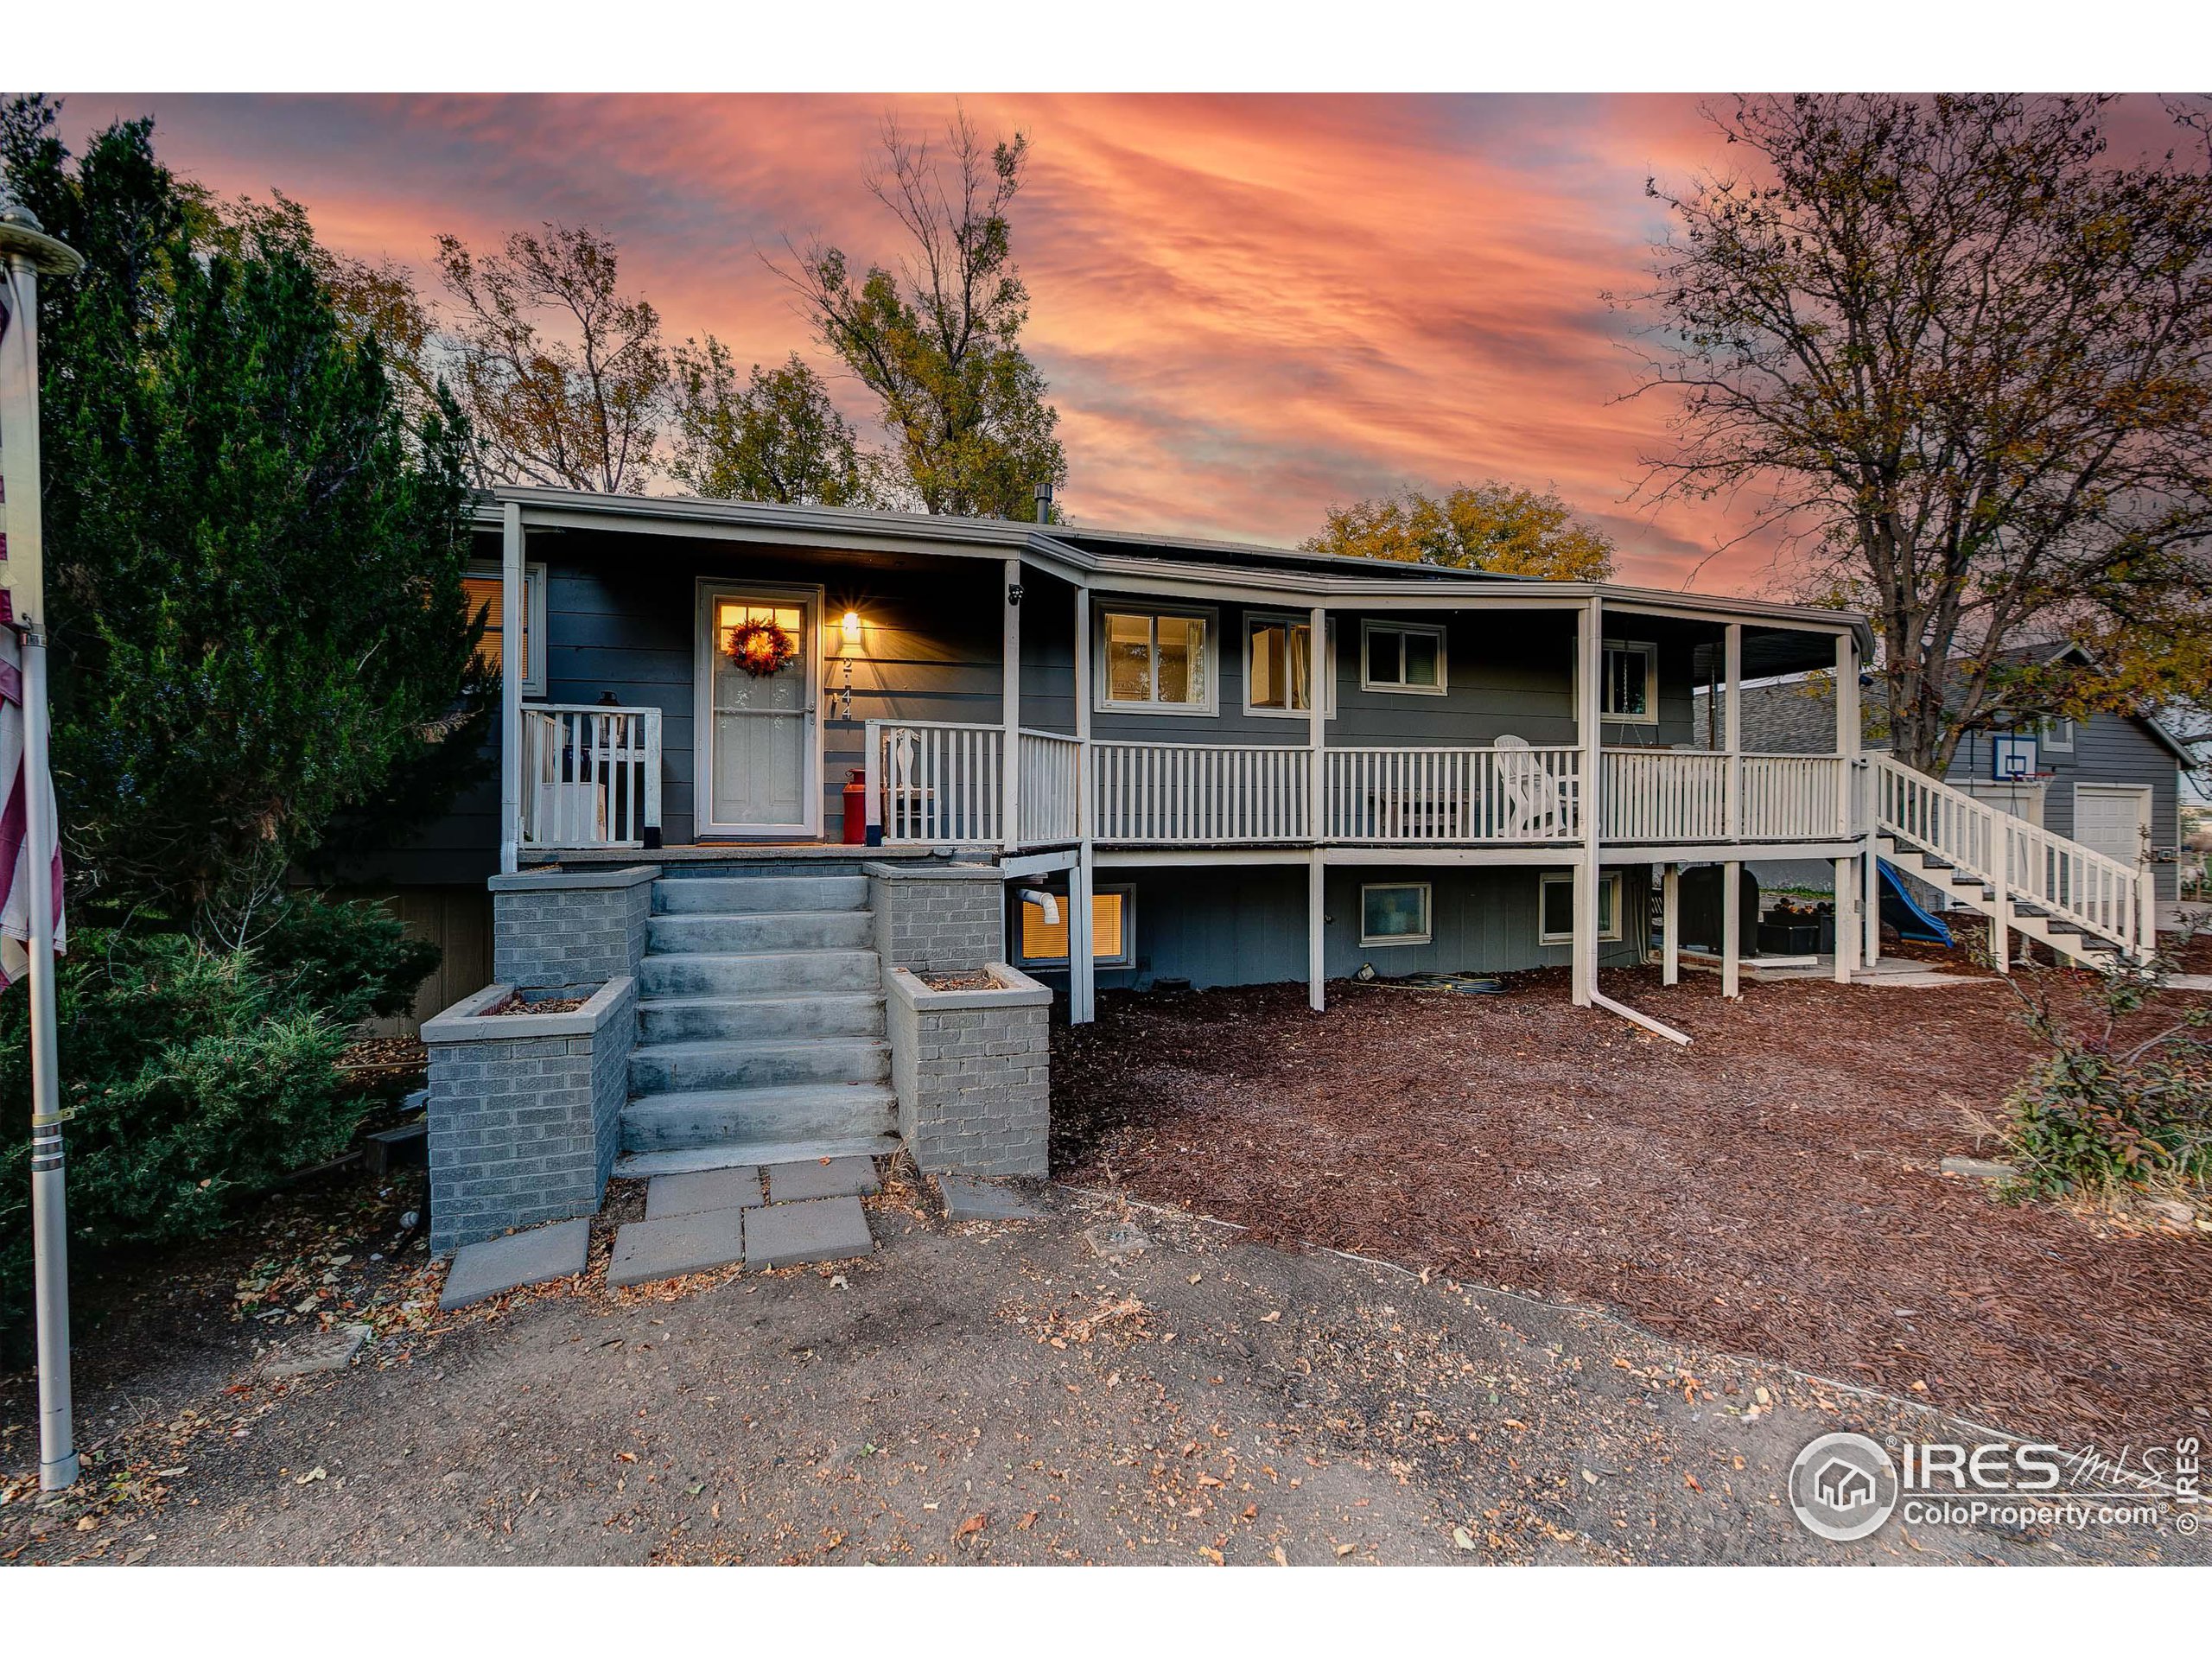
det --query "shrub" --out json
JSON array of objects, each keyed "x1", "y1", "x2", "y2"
[
  {"x1": 1994, "y1": 939, "x2": 2212, "y2": 1200},
  {"x1": 252, "y1": 891, "x2": 441, "y2": 1024}
]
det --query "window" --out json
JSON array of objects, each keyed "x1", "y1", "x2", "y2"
[
  {"x1": 463, "y1": 562, "x2": 548, "y2": 697},
  {"x1": 1601, "y1": 640, "x2": 1657, "y2": 723},
  {"x1": 1538, "y1": 871, "x2": 1623, "y2": 945},
  {"x1": 1099, "y1": 608, "x2": 1214, "y2": 714},
  {"x1": 2035, "y1": 715, "x2": 2075, "y2": 753},
  {"x1": 1015, "y1": 886, "x2": 1133, "y2": 969},
  {"x1": 1245, "y1": 616, "x2": 1334, "y2": 717},
  {"x1": 1359, "y1": 882, "x2": 1433, "y2": 945},
  {"x1": 1360, "y1": 620, "x2": 1446, "y2": 695}
]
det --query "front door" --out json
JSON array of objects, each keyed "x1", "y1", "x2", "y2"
[
  {"x1": 697, "y1": 583, "x2": 820, "y2": 838},
  {"x1": 2075, "y1": 783, "x2": 2151, "y2": 870}
]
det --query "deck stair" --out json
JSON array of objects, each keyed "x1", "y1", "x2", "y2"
[
  {"x1": 618, "y1": 868, "x2": 898, "y2": 1176},
  {"x1": 1870, "y1": 754, "x2": 2152, "y2": 971}
]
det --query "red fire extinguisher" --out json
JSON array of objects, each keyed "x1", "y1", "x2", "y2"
[{"x1": 842, "y1": 768, "x2": 868, "y2": 845}]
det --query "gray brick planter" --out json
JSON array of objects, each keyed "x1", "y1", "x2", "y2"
[
  {"x1": 886, "y1": 963, "x2": 1051, "y2": 1178},
  {"x1": 423, "y1": 976, "x2": 639, "y2": 1253},
  {"x1": 491, "y1": 863, "x2": 657, "y2": 995},
  {"x1": 865, "y1": 861, "x2": 1004, "y2": 975}
]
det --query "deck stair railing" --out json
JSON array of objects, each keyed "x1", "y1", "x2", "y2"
[{"x1": 519, "y1": 703, "x2": 662, "y2": 850}]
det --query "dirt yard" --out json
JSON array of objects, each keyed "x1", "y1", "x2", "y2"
[{"x1": 1054, "y1": 966, "x2": 2212, "y2": 1457}]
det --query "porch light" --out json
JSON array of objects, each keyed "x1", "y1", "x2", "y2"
[
  {"x1": 837, "y1": 611, "x2": 864, "y2": 720},
  {"x1": 841, "y1": 609, "x2": 862, "y2": 645}
]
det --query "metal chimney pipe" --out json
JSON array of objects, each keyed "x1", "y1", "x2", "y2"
[{"x1": 1033, "y1": 480, "x2": 1053, "y2": 524}]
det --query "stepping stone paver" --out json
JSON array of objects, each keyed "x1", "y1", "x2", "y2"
[
  {"x1": 1083, "y1": 1220, "x2": 1149, "y2": 1260},
  {"x1": 766, "y1": 1154, "x2": 879, "y2": 1202},
  {"x1": 1940, "y1": 1156, "x2": 2013, "y2": 1180},
  {"x1": 607, "y1": 1209, "x2": 748, "y2": 1289},
  {"x1": 440, "y1": 1217, "x2": 592, "y2": 1309},
  {"x1": 647, "y1": 1165, "x2": 764, "y2": 1220},
  {"x1": 260, "y1": 1322, "x2": 372, "y2": 1378},
  {"x1": 745, "y1": 1194, "x2": 874, "y2": 1270},
  {"x1": 938, "y1": 1175, "x2": 1044, "y2": 1222}
]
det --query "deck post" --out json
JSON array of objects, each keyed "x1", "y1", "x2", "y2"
[
  {"x1": 1307, "y1": 849, "x2": 1325, "y2": 1012},
  {"x1": 499, "y1": 500, "x2": 524, "y2": 875},
  {"x1": 1069, "y1": 847, "x2": 1096, "y2": 1024},
  {"x1": 1721, "y1": 858, "x2": 1742, "y2": 999},
  {"x1": 1722, "y1": 621, "x2": 1743, "y2": 843},
  {"x1": 1307, "y1": 605, "x2": 1326, "y2": 842},
  {"x1": 1862, "y1": 778, "x2": 1883, "y2": 968},
  {"x1": 1833, "y1": 856, "x2": 1858, "y2": 982},
  {"x1": 1573, "y1": 596, "x2": 1602, "y2": 1007},
  {"x1": 1662, "y1": 862, "x2": 1681, "y2": 986},
  {"x1": 1001, "y1": 557, "x2": 1020, "y2": 849},
  {"x1": 1071, "y1": 582, "x2": 1095, "y2": 1024}
]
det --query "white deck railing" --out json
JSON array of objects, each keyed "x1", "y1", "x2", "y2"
[
  {"x1": 1601, "y1": 750, "x2": 1729, "y2": 842},
  {"x1": 1326, "y1": 745, "x2": 1580, "y2": 842},
  {"x1": 1091, "y1": 739, "x2": 1312, "y2": 843},
  {"x1": 1873, "y1": 753, "x2": 2149, "y2": 958},
  {"x1": 868, "y1": 720, "x2": 1004, "y2": 845},
  {"x1": 519, "y1": 703, "x2": 662, "y2": 850},
  {"x1": 1741, "y1": 753, "x2": 1851, "y2": 839},
  {"x1": 1019, "y1": 728, "x2": 1084, "y2": 845}
]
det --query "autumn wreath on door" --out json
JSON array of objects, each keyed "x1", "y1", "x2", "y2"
[{"x1": 726, "y1": 616, "x2": 799, "y2": 677}]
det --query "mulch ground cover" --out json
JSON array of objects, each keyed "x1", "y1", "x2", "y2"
[{"x1": 1052, "y1": 966, "x2": 2212, "y2": 1456}]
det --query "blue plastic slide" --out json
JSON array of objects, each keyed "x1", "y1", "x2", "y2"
[{"x1": 1878, "y1": 859, "x2": 1953, "y2": 946}]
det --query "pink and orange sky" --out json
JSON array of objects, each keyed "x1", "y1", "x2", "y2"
[{"x1": 43, "y1": 92, "x2": 2186, "y2": 594}]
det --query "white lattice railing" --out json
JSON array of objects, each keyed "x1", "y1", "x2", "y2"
[
  {"x1": 519, "y1": 704, "x2": 662, "y2": 850},
  {"x1": 1019, "y1": 728, "x2": 1083, "y2": 845},
  {"x1": 1090, "y1": 739, "x2": 1313, "y2": 843},
  {"x1": 867, "y1": 720, "x2": 1005, "y2": 846},
  {"x1": 1325, "y1": 745, "x2": 1581, "y2": 842},
  {"x1": 1873, "y1": 753, "x2": 2151, "y2": 960}
]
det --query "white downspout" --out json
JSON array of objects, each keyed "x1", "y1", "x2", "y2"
[{"x1": 499, "y1": 500, "x2": 523, "y2": 875}]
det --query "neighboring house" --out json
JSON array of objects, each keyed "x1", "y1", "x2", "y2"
[
  {"x1": 365, "y1": 486, "x2": 2169, "y2": 1216},
  {"x1": 1700, "y1": 645, "x2": 2194, "y2": 906}
]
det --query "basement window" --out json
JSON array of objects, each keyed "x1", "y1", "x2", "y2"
[
  {"x1": 1015, "y1": 886, "x2": 1133, "y2": 969},
  {"x1": 1539, "y1": 871, "x2": 1622, "y2": 945},
  {"x1": 1359, "y1": 882, "x2": 1433, "y2": 946}
]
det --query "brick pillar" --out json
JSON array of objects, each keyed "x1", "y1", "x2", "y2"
[
  {"x1": 490, "y1": 864, "x2": 658, "y2": 995},
  {"x1": 864, "y1": 861, "x2": 1005, "y2": 975}
]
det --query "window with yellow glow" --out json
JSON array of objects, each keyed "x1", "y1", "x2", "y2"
[
  {"x1": 463, "y1": 563, "x2": 546, "y2": 696},
  {"x1": 1016, "y1": 887, "x2": 1132, "y2": 968}
]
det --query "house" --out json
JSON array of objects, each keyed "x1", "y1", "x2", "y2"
[
  {"x1": 376, "y1": 487, "x2": 2165, "y2": 1238},
  {"x1": 1701, "y1": 648, "x2": 2196, "y2": 918}
]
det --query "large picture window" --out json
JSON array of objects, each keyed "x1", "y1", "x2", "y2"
[
  {"x1": 463, "y1": 562, "x2": 549, "y2": 697},
  {"x1": 1360, "y1": 621, "x2": 1446, "y2": 695},
  {"x1": 1015, "y1": 887, "x2": 1134, "y2": 969},
  {"x1": 1538, "y1": 871, "x2": 1622, "y2": 944},
  {"x1": 1099, "y1": 608, "x2": 1214, "y2": 714},
  {"x1": 1245, "y1": 615, "x2": 1333, "y2": 716}
]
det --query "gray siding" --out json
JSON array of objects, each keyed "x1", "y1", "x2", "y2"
[
  {"x1": 1018, "y1": 861, "x2": 1651, "y2": 993},
  {"x1": 1945, "y1": 719, "x2": 2183, "y2": 901}
]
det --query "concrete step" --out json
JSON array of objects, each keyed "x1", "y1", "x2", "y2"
[
  {"x1": 652, "y1": 875, "x2": 868, "y2": 915},
  {"x1": 616, "y1": 1132, "x2": 902, "y2": 1179},
  {"x1": 647, "y1": 910, "x2": 874, "y2": 955},
  {"x1": 638, "y1": 991, "x2": 885, "y2": 1044},
  {"x1": 638, "y1": 950, "x2": 880, "y2": 997},
  {"x1": 620, "y1": 1082, "x2": 899, "y2": 1153},
  {"x1": 629, "y1": 1036, "x2": 891, "y2": 1095}
]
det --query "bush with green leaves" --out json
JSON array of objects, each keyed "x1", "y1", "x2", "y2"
[
  {"x1": 1994, "y1": 944, "x2": 2212, "y2": 1200},
  {"x1": 0, "y1": 899, "x2": 435, "y2": 1348}
]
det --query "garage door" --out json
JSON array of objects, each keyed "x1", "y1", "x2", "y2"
[{"x1": 2075, "y1": 785, "x2": 2150, "y2": 869}]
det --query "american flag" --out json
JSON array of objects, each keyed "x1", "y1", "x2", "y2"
[{"x1": 0, "y1": 289, "x2": 64, "y2": 987}]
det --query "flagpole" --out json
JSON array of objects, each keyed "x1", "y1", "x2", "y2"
[{"x1": 0, "y1": 195, "x2": 84, "y2": 1493}]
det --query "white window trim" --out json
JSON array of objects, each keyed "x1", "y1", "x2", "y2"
[
  {"x1": 1358, "y1": 880, "x2": 1433, "y2": 946},
  {"x1": 2037, "y1": 715, "x2": 2075, "y2": 753},
  {"x1": 1358, "y1": 619, "x2": 1449, "y2": 696},
  {"x1": 466, "y1": 560, "x2": 549, "y2": 698},
  {"x1": 1600, "y1": 639, "x2": 1659, "y2": 725},
  {"x1": 1014, "y1": 883, "x2": 1135, "y2": 969},
  {"x1": 1094, "y1": 604, "x2": 1220, "y2": 717},
  {"x1": 1538, "y1": 870, "x2": 1623, "y2": 945},
  {"x1": 1243, "y1": 613, "x2": 1337, "y2": 720}
]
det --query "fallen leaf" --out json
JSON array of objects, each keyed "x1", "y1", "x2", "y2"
[
  {"x1": 1260, "y1": 1311, "x2": 1281, "y2": 1324},
  {"x1": 1273, "y1": 1544, "x2": 1289, "y2": 1567},
  {"x1": 1336, "y1": 1542, "x2": 1356, "y2": 1556},
  {"x1": 616, "y1": 1452, "x2": 638, "y2": 1464},
  {"x1": 954, "y1": 1512, "x2": 988, "y2": 1539},
  {"x1": 1685, "y1": 1474, "x2": 1702, "y2": 1492},
  {"x1": 295, "y1": 1466, "x2": 327, "y2": 1485},
  {"x1": 1452, "y1": 1525, "x2": 1478, "y2": 1550},
  {"x1": 1016, "y1": 1511, "x2": 1039, "y2": 1531},
  {"x1": 1198, "y1": 1546, "x2": 1224, "y2": 1565}
]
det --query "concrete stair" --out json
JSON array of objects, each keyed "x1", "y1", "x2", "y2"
[{"x1": 619, "y1": 870, "x2": 898, "y2": 1175}]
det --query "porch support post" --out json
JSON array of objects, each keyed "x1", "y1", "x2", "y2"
[
  {"x1": 1001, "y1": 557, "x2": 1021, "y2": 849},
  {"x1": 1834, "y1": 629, "x2": 1861, "y2": 983},
  {"x1": 1721, "y1": 858, "x2": 1742, "y2": 999},
  {"x1": 1573, "y1": 596, "x2": 1602, "y2": 1007},
  {"x1": 1306, "y1": 849, "x2": 1326, "y2": 1013},
  {"x1": 499, "y1": 499, "x2": 524, "y2": 875},
  {"x1": 1662, "y1": 861, "x2": 1681, "y2": 986},
  {"x1": 1307, "y1": 604, "x2": 1326, "y2": 843},
  {"x1": 1071, "y1": 583, "x2": 1095, "y2": 1024},
  {"x1": 1723, "y1": 621, "x2": 1743, "y2": 842},
  {"x1": 1863, "y1": 838, "x2": 1882, "y2": 968}
]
